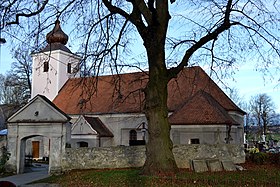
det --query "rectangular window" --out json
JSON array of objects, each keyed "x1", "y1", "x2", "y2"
[
  {"x1": 67, "y1": 63, "x2": 71, "y2": 73},
  {"x1": 78, "y1": 141, "x2": 88, "y2": 147},
  {"x1": 190, "y1": 138, "x2": 200, "y2": 144},
  {"x1": 43, "y1": 61, "x2": 49, "y2": 72}
]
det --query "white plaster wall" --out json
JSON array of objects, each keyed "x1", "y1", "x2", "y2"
[
  {"x1": 31, "y1": 50, "x2": 80, "y2": 101},
  {"x1": 228, "y1": 111, "x2": 245, "y2": 125},
  {"x1": 69, "y1": 113, "x2": 244, "y2": 147},
  {"x1": 69, "y1": 114, "x2": 147, "y2": 147},
  {"x1": 70, "y1": 116, "x2": 100, "y2": 147},
  {"x1": 171, "y1": 125, "x2": 242, "y2": 145},
  {"x1": 99, "y1": 114, "x2": 147, "y2": 146},
  {"x1": 71, "y1": 117, "x2": 97, "y2": 135},
  {"x1": 9, "y1": 99, "x2": 69, "y2": 122},
  {"x1": 228, "y1": 111, "x2": 245, "y2": 144},
  {"x1": 100, "y1": 137, "x2": 113, "y2": 147},
  {"x1": 71, "y1": 134, "x2": 99, "y2": 148}
]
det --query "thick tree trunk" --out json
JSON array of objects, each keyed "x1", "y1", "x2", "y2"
[
  {"x1": 141, "y1": 42, "x2": 178, "y2": 176},
  {"x1": 142, "y1": 74, "x2": 178, "y2": 176}
]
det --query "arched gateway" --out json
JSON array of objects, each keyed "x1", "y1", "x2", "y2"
[{"x1": 6, "y1": 95, "x2": 71, "y2": 174}]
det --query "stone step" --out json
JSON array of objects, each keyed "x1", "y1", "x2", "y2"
[
  {"x1": 191, "y1": 159, "x2": 236, "y2": 172},
  {"x1": 206, "y1": 159, "x2": 223, "y2": 172},
  {"x1": 221, "y1": 160, "x2": 237, "y2": 171}
]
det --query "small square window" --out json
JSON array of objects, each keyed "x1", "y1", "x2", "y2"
[
  {"x1": 78, "y1": 141, "x2": 88, "y2": 147},
  {"x1": 190, "y1": 138, "x2": 200, "y2": 144}
]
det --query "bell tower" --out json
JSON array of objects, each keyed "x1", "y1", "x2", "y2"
[{"x1": 31, "y1": 20, "x2": 80, "y2": 101}]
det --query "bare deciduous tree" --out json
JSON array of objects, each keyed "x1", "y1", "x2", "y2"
[
  {"x1": 1, "y1": 0, "x2": 280, "y2": 175},
  {"x1": 0, "y1": 73, "x2": 29, "y2": 105},
  {"x1": 0, "y1": 46, "x2": 32, "y2": 105},
  {"x1": 11, "y1": 46, "x2": 32, "y2": 94},
  {"x1": 249, "y1": 94, "x2": 276, "y2": 139}
]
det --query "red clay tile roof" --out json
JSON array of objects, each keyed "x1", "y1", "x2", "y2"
[
  {"x1": 53, "y1": 66, "x2": 245, "y2": 116},
  {"x1": 169, "y1": 90, "x2": 239, "y2": 125},
  {"x1": 84, "y1": 116, "x2": 114, "y2": 137},
  {"x1": 53, "y1": 71, "x2": 147, "y2": 114}
]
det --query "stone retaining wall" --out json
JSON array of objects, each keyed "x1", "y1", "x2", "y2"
[{"x1": 61, "y1": 144, "x2": 245, "y2": 172}]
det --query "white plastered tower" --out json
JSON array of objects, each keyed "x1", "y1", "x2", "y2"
[{"x1": 31, "y1": 20, "x2": 80, "y2": 101}]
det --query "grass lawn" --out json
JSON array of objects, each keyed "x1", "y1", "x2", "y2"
[{"x1": 34, "y1": 162, "x2": 280, "y2": 187}]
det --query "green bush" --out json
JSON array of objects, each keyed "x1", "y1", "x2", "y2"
[
  {"x1": 0, "y1": 146, "x2": 10, "y2": 173},
  {"x1": 249, "y1": 152, "x2": 268, "y2": 165}
]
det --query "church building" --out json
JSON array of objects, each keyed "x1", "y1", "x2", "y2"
[{"x1": 24, "y1": 20, "x2": 245, "y2": 159}]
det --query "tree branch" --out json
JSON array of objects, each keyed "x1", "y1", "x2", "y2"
[
  {"x1": 128, "y1": 0, "x2": 152, "y2": 25},
  {"x1": 168, "y1": 0, "x2": 234, "y2": 79},
  {"x1": 102, "y1": 0, "x2": 148, "y2": 38},
  {"x1": 6, "y1": 0, "x2": 49, "y2": 25}
]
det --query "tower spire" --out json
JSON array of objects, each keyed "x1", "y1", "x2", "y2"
[
  {"x1": 41, "y1": 19, "x2": 71, "y2": 53},
  {"x1": 46, "y1": 20, "x2": 68, "y2": 45}
]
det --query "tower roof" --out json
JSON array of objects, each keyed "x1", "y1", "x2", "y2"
[
  {"x1": 41, "y1": 20, "x2": 72, "y2": 53},
  {"x1": 46, "y1": 20, "x2": 68, "y2": 45}
]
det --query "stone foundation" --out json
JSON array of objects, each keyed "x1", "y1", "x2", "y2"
[{"x1": 61, "y1": 144, "x2": 245, "y2": 172}]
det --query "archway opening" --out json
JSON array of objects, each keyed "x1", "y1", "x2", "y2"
[{"x1": 20, "y1": 135, "x2": 50, "y2": 173}]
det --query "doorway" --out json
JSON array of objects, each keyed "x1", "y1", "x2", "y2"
[
  {"x1": 6, "y1": 95, "x2": 71, "y2": 174},
  {"x1": 32, "y1": 141, "x2": 40, "y2": 159},
  {"x1": 20, "y1": 135, "x2": 50, "y2": 173}
]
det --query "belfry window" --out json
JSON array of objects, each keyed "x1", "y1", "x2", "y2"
[
  {"x1": 67, "y1": 63, "x2": 71, "y2": 73},
  {"x1": 43, "y1": 61, "x2": 49, "y2": 72}
]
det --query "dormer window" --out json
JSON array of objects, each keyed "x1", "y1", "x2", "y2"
[
  {"x1": 67, "y1": 63, "x2": 71, "y2": 73},
  {"x1": 43, "y1": 61, "x2": 49, "y2": 72}
]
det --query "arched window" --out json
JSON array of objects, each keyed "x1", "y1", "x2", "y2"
[
  {"x1": 129, "y1": 130, "x2": 137, "y2": 141},
  {"x1": 78, "y1": 141, "x2": 88, "y2": 147}
]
